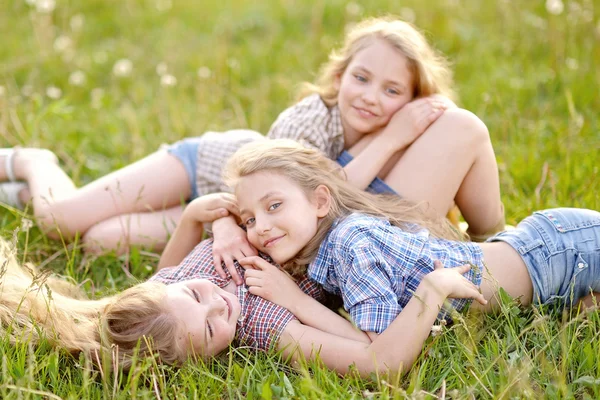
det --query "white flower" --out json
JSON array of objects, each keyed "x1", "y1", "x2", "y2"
[
  {"x1": 46, "y1": 86, "x2": 62, "y2": 99},
  {"x1": 400, "y1": 7, "x2": 416, "y2": 23},
  {"x1": 227, "y1": 58, "x2": 240, "y2": 70},
  {"x1": 566, "y1": 58, "x2": 579, "y2": 70},
  {"x1": 53, "y1": 35, "x2": 73, "y2": 53},
  {"x1": 70, "y1": 14, "x2": 85, "y2": 32},
  {"x1": 546, "y1": 0, "x2": 564, "y2": 15},
  {"x1": 36, "y1": 0, "x2": 56, "y2": 13},
  {"x1": 197, "y1": 66, "x2": 212, "y2": 79},
  {"x1": 0, "y1": 86, "x2": 5, "y2": 97},
  {"x1": 113, "y1": 59, "x2": 133, "y2": 77},
  {"x1": 21, "y1": 219, "x2": 33, "y2": 232},
  {"x1": 431, "y1": 325, "x2": 443, "y2": 336},
  {"x1": 91, "y1": 88, "x2": 104, "y2": 109},
  {"x1": 156, "y1": 62, "x2": 168, "y2": 76},
  {"x1": 160, "y1": 74, "x2": 177, "y2": 87},
  {"x1": 69, "y1": 70, "x2": 87, "y2": 86},
  {"x1": 345, "y1": 2, "x2": 362, "y2": 16}
]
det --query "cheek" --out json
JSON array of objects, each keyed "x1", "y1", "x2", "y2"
[{"x1": 246, "y1": 230, "x2": 260, "y2": 247}]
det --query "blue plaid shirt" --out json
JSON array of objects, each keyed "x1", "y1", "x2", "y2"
[{"x1": 308, "y1": 213, "x2": 484, "y2": 333}]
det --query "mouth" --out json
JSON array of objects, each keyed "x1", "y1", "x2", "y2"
[
  {"x1": 353, "y1": 106, "x2": 377, "y2": 118},
  {"x1": 222, "y1": 295, "x2": 231, "y2": 320},
  {"x1": 263, "y1": 235, "x2": 285, "y2": 248}
]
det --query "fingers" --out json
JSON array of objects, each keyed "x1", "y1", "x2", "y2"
[
  {"x1": 239, "y1": 256, "x2": 272, "y2": 271},
  {"x1": 213, "y1": 253, "x2": 226, "y2": 278},
  {"x1": 433, "y1": 260, "x2": 443, "y2": 270}
]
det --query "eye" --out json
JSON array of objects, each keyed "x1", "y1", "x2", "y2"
[
  {"x1": 354, "y1": 74, "x2": 367, "y2": 83},
  {"x1": 244, "y1": 217, "x2": 255, "y2": 227},
  {"x1": 207, "y1": 321, "x2": 214, "y2": 339},
  {"x1": 386, "y1": 87, "x2": 401, "y2": 95},
  {"x1": 268, "y1": 202, "x2": 281, "y2": 211},
  {"x1": 192, "y1": 289, "x2": 200, "y2": 302}
]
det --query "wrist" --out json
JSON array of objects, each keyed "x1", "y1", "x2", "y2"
[{"x1": 418, "y1": 273, "x2": 449, "y2": 301}]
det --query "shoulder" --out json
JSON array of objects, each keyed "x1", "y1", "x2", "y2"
[
  {"x1": 328, "y1": 213, "x2": 390, "y2": 247},
  {"x1": 267, "y1": 94, "x2": 331, "y2": 138}
]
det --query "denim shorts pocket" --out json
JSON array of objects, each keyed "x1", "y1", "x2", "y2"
[
  {"x1": 545, "y1": 252, "x2": 590, "y2": 307},
  {"x1": 534, "y1": 209, "x2": 600, "y2": 233}
]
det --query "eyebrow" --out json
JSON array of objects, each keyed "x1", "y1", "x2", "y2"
[{"x1": 239, "y1": 191, "x2": 282, "y2": 215}]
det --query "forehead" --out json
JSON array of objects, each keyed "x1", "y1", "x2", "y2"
[
  {"x1": 348, "y1": 39, "x2": 411, "y2": 82},
  {"x1": 236, "y1": 171, "x2": 306, "y2": 201}
]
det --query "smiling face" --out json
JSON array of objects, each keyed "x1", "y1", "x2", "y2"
[
  {"x1": 336, "y1": 38, "x2": 414, "y2": 141},
  {"x1": 236, "y1": 171, "x2": 330, "y2": 265},
  {"x1": 164, "y1": 279, "x2": 241, "y2": 358}
]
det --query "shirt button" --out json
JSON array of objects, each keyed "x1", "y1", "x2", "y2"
[{"x1": 578, "y1": 262, "x2": 585, "y2": 269}]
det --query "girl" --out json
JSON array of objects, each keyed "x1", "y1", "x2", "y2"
[
  {"x1": 224, "y1": 139, "x2": 599, "y2": 364},
  {"x1": 0, "y1": 192, "x2": 483, "y2": 377},
  {"x1": 1, "y1": 16, "x2": 502, "y2": 273}
]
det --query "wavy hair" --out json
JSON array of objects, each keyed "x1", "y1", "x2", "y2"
[
  {"x1": 301, "y1": 16, "x2": 455, "y2": 106},
  {"x1": 224, "y1": 139, "x2": 464, "y2": 277},
  {"x1": 0, "y1": 239, "x2": 185, "y2": 370}
]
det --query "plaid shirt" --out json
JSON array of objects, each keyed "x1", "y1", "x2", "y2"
[
  {"x1": 194, "y1": 130, "x2": 265, "y2": 197},
  {"x1": 267, "y1": 94, "x2": 345, "y2": 160},
  {"x1": 308, "y1": 213, "x2": 484, "y2": 334},
  {"x1": 150, "y1": 239, "x2": 325, "y2": 351}
]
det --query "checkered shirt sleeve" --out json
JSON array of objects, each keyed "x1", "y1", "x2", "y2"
[
  {"x1": 267, "y1": 94, "x2": 345, "y2": 160},
  {"x1": 194, "y1": 130, "x2": 265, "y2": 197}
]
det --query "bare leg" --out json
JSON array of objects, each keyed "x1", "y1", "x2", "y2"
[
  {"x1": 7, "y1": 149, "x2": 191, "y2": 241},
  {"x1": 82, "y1": 206, "x2": 184, "y2": 255},
  {"x1": 380, "y1": 109, "x2": 504, "y2": 237}
]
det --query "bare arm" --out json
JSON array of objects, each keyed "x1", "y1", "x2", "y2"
[
  {"x1": 158, "y1": 194, "x2": 238, "y2": 269},
  {"x1": 239, "y1": 256, "x2": 370, "y2": 343}
]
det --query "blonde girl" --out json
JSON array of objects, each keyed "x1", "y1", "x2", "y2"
[
  {"x1": 0, "y1": 193, "x2": 484, "y2": 378},
  {"x1": 225, "y1": 139, "x2": 600, "y2": 365},
  {"x1": 268, "y1": 16, "x2": 505, "y2": 242}
]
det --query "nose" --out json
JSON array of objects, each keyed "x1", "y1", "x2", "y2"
[
  {"x1": 209, "y1": 295, "x2": 228, "y2": 317},
  {"x1": 361, "y1": 85, "x2": 377, "y2": 105},
  {"x1": 255, "y1": 216, "x2": 272, "y2": 234}
]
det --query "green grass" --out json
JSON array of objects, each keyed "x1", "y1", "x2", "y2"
[{"x1": 1, "y1": 0, "x2": 599, "y2": 398}]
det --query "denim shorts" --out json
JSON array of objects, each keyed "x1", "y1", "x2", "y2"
[
  {"x1": 487, "y1": 208, "x2": 600, "y2": 308},
  {"x1": 336, "y1": 151, "x2": 397, "y2": 195},
  {"x1": 163, "y1": 137, "x2": 203, "y2": 199}
]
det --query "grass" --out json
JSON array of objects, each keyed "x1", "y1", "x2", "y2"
[{"x1": 1, "y1": 0, "x2": 599, "y2": 398}]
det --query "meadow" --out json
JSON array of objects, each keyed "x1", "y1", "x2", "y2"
[{"x1": 1, "y1": 0, "x2": 599, "y2": 398}]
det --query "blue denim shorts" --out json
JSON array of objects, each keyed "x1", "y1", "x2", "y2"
[
  {"x1": 336, "y1": 151, "x2": 397, "y2": 195},
  {"x1": 488, "y1": 208, "x2": 600, "y2": 308},
  {"x1": 163, "y1": 137, "x2": 203, "y2": 199}
]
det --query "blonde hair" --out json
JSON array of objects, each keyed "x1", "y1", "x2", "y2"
[
  {"x1": 0, "y1": 239, "x2": 185, "y2": 370},
  {"x1": 224, "y1": 139, "x2": 463, "y2": 277},
  {"x1": 302, "y1": 16, "x2": 455, "y2": 106}
]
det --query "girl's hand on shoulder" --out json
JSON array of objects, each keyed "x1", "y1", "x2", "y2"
[
  {"x1": 212, "y1": 217, "x2": 257, "y2": 285},
  {"x1": 185, "y1": 193, "x2": 239, "y2": 223},
  {"x1": 239, "y1": 256, "x2": 302, "y2": 310},
  {"x1": 423, "y1": 260, "x2": 487, "y2": 305},
  {"x1": 385, "y1": 97, "x2": 448, "y2": 148}
]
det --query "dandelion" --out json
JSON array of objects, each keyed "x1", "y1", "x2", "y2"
[
  {"x1": 113, "y1": 59, "x2": 133, "y2": 77},
  {"x1": 36, "y1": 0, "x2": 56, "y2": 13},
  {"x1": 70, "y1": 14, "x2": 85, "y2": 32},
  {"x1": 431, "y1": 324, "x2": 443, "y2": 336},
  {"x1": 227, "y1": 58, "x2": 240, "y2": 70},
  {"x1": 46, "y1": 86, "x2": 62, "y2": 100},
  {"x1": 197, "y1": 66, "x2": 212, "y2": 79},
  {"x1": 0, "y1": 86, "x2": 5, "y2": 97},
  {"x1": 21, "y1": 219, "x2": 33, "y2": 232},
  {"x1": 156, "y1": 62, "x2": 168, "y2": 76},
  {"x1": 53, "y1": 35, "x2": 73, "y2": 53},
  {"x1": 345, "y1": 2, "x2": 362, "y2": 17},
  {"x1": 566, "y1": 58, "x2": 579, "y2": 70},
  {"x1": 400, "y1": 7, "x2": 416, "y2": 23},
  {"x1": 68, "y1": 70, "x2": 86, "y2": 86},
  {"x1": 546, "y1": 0, "x2": 564, "y2": 15},
  {"x1": 160, "y1": 74, "x2": 177, "y2": 87},
  {"x1": 91, "y1": 88, "x2": 104, "y2": 109}
]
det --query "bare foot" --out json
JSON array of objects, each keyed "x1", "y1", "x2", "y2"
[{"x1": 9, "y1": 148, "x2": 59, "y2": 180}]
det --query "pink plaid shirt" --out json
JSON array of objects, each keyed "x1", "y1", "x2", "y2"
[{"x1": 150, "y1": 239, "x2": 325, "y2": 351}]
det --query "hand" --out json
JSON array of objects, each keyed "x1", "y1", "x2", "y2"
[
  {"x1": 239, "y1": 256, "x2": 304, "y2": 310},
  {"x1": 212, "y1": 217, "x2": 258, "y2": 284},
  {"x1": 423, "y1": 260, "x2": 487, "y2": 305},
  {"x1": 383, "y1": 97, "x2": 448, "y2": 150},
  {"x1": 184, "y1": 193, "x2": 239, "y2": 223}
]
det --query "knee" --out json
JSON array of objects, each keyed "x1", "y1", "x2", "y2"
[
  {"x1": 434, "y1": 108, "x2": 491, "y2": 148},
  {"x1": 36, "y1": 212, "x2": 78, "y2": 242}
]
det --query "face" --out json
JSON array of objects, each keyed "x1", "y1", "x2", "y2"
[
  {"x1": 164, "y1": 279, "x2": 241, "y2": 357},
  {"x1": 336, "y1": 38, "x2": 414, "y2": 140},
  {"x1": 236, "y1": 171, "x2": 330, "y2": 265}
]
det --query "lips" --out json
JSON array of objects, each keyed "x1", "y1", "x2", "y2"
[
  {"x1": 222, "y1": 295, "x2": 231, "y2": 320},
  {"x1": 263, "y1": 235, "x2": 284, "y2": 248},
  {"x1": 353, "y1": 106, "x2": 377, "y2": 118}
]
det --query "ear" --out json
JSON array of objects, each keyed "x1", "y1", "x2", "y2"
[{"x1": 312, "y1": 185, "x2": 332, "y2": 218}]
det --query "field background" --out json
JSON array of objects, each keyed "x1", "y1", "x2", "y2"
[{"x1": 1, "y1": 0, "x2": 599, "y2": 398}]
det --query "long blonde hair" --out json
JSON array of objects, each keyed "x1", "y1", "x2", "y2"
[
  {"x1": 302, "y1": 16, "x2": 455, "y2": 106},
  {"x1": 0, "y1": 239, "x2": 184, "y2": 370},
  {"x1": 224, "y1": 139, "x2": 463, "y2": 277}
]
